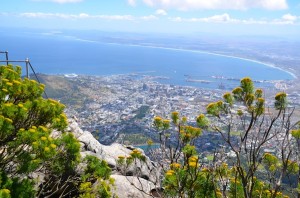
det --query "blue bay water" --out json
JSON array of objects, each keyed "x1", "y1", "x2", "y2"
[{"x1": 0, "y1": 32, "x2": 293, "y2": 89}]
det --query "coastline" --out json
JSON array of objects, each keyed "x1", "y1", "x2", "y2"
[
  {"x1": 25, "y1": 32, "x2": 300, "y2": 80},
  {"x1": 11, "y1": 31, "x2": 299, "y2": 80},
  {"x1": 105, "y1": 42, "x2": 297, "y2": 80}
]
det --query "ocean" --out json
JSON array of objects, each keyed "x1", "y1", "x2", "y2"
[{"x1": 0, "y1": 31, "x2": 294, "y2": 89}]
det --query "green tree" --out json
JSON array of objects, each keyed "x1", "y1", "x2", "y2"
[
  {"x1": 144, "y1": 77, "x2": 297, "y2": 198},
  {"x1": 150, "y1": 112, "x2": 219, "y2": 198},
  {"x1": 290, "y1": 125, "x2": 300, "y2": 198},
  {"x1": 0, "y1": 65, "x2": 113, "y2": 197},
  {"x1": 206, "y1": 77, "x2": 296, "y2": 198}
]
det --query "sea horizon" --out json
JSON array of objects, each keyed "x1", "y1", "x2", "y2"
[{"x1": 0, "y1": 30, "x2": 295, "y2": 90}]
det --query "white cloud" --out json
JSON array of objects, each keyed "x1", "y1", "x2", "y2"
[
  {"x1": 170, "y1": 13, "x2": 299, "y2": 25},
  {"x1": 140, "y1": 15, "x2": 158, "y2": 20},
  {"x1": 201, "y1": 13, "x2": 232, "y2": 22},
  {"x1": 19, "y1": 12, "x2": 162, "y2": 21},
  {"x1": 170, "y1": 17, "x2": 182, "y2": 22},
  {"x1": 20, "y1": 12, "x2": 69, "y2": 18},
  {"x1": 170, "y1": 13, "x2": 236, "y2": 23},
  {"x1": 20, "y1": 12, "x2": 135, "y2": 20},
  {"x1": 78, "y1": 13, "x2": 89, "y2": 18},
  {"x1": 155, "y1": 9, "x2": 167, "y2": 16},
  {"x1": 268, "y1": 14, "x2": 299, "y2": 25},
  {"x1": 128, "y1": 0, "x2": 136, "y2": 6},
  {"x1": 14, "y1": 12, "x2": 300, "y2": 25},
  {"x1": 141, "y1": 0, "x2": 288, "y2": 10},
  {"x1": 258, "y1": 0, "x2": 288, "y2": 10},
  {"x1": 282, "y1": 13, "x2": 297, "y2": 22}
]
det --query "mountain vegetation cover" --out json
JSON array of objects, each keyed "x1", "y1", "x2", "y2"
[
  {"x1": 0, "y1": 65, "x2": 113, "y2": 198},
  {"x1": 1, "y1": 64, "x2": 300, "y2": 198}
]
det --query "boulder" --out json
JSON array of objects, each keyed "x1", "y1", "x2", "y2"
[
  {"x1": 67, "y1": 119, "x2": 160, "y2": 184},
  {"x1": 111, "y1": 175, "x2": 156, "y2": 198}
]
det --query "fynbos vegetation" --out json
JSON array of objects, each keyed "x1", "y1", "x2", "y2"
[
  {"x1": 0, "y1": 65, "x2": 114, "y2": 198},
  {"x1": 122, "y1": 77, "x2": 300, "y2": 198},
  {"x1": 2, "y1": 64, "x2": 300, "y2": 198}
]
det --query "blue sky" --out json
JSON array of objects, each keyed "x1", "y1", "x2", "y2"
[{"x1": 1, "y1": 0, "x2": 300, "y2": 36}]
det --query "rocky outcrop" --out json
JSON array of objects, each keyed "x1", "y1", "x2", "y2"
[
  {"x1": 111, "y1": 175, "x2": 155, "y2": 198},
  {"x1": 67, "y1": 119, "x2": 161, "y2": 198}
]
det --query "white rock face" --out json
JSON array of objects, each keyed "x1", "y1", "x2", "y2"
[
  {"x1": 67, "y1": 119, "x2": 161, "y2": 197},
  {"x1": 67, "y1": 119, "x2": 84, "y2": 138},
  {"x1": 111, "y1": 175, "x2": 155, "y2": 198}
]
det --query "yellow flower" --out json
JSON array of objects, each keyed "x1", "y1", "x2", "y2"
[
  {"x1": 184, "y1": 133, "x2": 191, "y2": 138},
  {"x1": 130, "y1": 149, "x2": 142, "y2": 156},
  {"x1": 223, "y1": 92, "x2": 231, "y2": 98},
  {"x1": 38, "y1": 126, "x2": 48, "y2": 132},
  {"x1": 44, "y1": 147, "x2": 50, "y2": 152},
  {"x1": 217, "y1": 100, "x2": 223, "y2": 106},
  {"x1": 206, "y1": 103, "x2": 216, "y2": 109},
  {"x1": 163, "y1": 119, "x2": 170, "y2": 124},
  {"x1": 275, "y1": 92, "x2": 286, "y2": 99},
  {"x1": 172, "y1": 111, "x2": 179, "y2": 116},
  {"x1": 166, "y1": 170, "x2": 175, "y2": 176},
  {"x1": 60, "y1": 113, "x2": 67, "y2": 119},
  {"x1": 232, "y1": 87, "x2": 243, "y2": 94},
  {"x1": 170, "y1": 163, "x2": 181, "y2": 169},
  {"x1": 29, "y1": 129, "x2": 36, "y2": 133},
  {"x1": 4, "y1": 103, "x2": 13, "y2": 107},
  {"x1": 257, "y1": 98, "x2": 265, "y2": 103},
  {"x1": 147, "y1": 139, "x2": 153, "y2": 146},
  {"x1": 6, "y1": 82, "x2": 13, "y2": 86},
  {"x1": 13, "y1": 80, "x2": 21, "y2": 85},
  {"x1": 118, "y1": 156, "x2": 125, "y2": 159},
  {"x1": 50, "y1": 144, "x2": 57, "y2": 149},
  {"x1": 197, "y1": 114, "x2": 206, "y2": 120},
  {"x1": 1, "y1": 189, "x2": 10, "y2": 195},
  {"x1": 2, "y1": 78, "x2": 9, "y2": 82},
  {"x1": 48, "y1": 98, "x2": 56, "y2": 103},
  {"x1": 188, "y1": 161, "x2": 197, "y2": 167},
  {"x1": 216, "y1": 191, "x2": 222, "y2": 198},
  {"x1": 4, "y1": 118, "x2": 13, "y2": 124},
  {"x1": 154, "y1": 116, "x2": 162, "y2": 121},
  {"x1": 291, "y1": 130, "x2": 300, "y2": 139},
  {"x1": 41, "y1": 136, "x2": 47, "y2": 141},
  {"x1": 18, "y1": 103, "x2": 24, "y2": 108},
  {"x1": 189, "y1": 156, "x2": 198, "y2": 162},
  {"x1": 241, "y1": 77, "x2": 252, "y2": 83},
  {"x1": 2, "y1": 88, "x2": 8, "y2": 92},
  {"x1": 132, "y1": 149, "x2": 140, "y2": 153}
]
